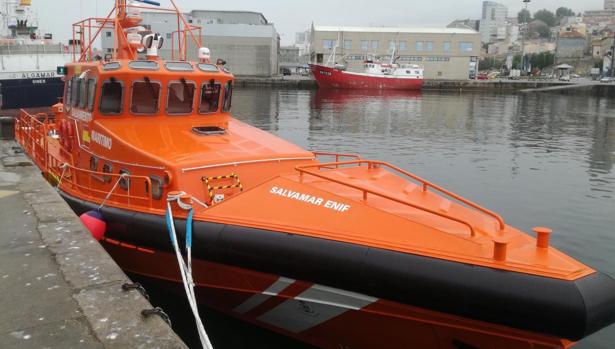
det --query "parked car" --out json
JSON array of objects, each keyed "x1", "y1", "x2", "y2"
[
  {"x1": 280, "y1": 67, "x2": 291, "y2": 76},
  {"x1": 559, "y1": 75, "x2": 570, "y2": 82},
  {"x1": 477, "y1": 73, "x2": 489, "y2": 80},
  {"x1": 600, "y1": 76, "x2": 614, "y2": 83}
]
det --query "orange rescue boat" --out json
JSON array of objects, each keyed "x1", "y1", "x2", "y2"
[{"x1": 14, "y1": 1, "x2": 615, "y2": 348}]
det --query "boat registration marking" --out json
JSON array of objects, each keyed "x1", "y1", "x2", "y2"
[
  {"x1": 270, "y1": 186, "x2": 350, "y2": 213},
  {"x1": 91, "y1": 130, "x2": 112, "y2": 150}
]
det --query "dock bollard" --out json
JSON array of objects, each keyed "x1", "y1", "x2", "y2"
[
  {"x1": 533, "y1": 227, "x2": 552, "y2": 249},
  {"x1": 0, "y1": 116, "x2": 15, "y2": 140}
]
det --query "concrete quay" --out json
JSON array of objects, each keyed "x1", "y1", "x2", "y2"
[
  {"x1": 0, "y1": 140, "x2": 187, "y2": 349},
  {"x1": 233, "y1": 76, "x2": 596, "y2": 92},
  {"x1": 235, "y1": 75, "x2": 317, "y2": 88}
]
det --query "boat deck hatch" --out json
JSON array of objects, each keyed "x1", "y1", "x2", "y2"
[{"x1": 193, "y1": 126, "x2": 226, "y2": 135}]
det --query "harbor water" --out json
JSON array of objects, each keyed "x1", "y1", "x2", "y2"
[{"x1": 144, "y1": 88, "x2": 615, "y2": 349}]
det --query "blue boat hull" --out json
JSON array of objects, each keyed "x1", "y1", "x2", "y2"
[{"x1": 0, "y1": 77, "x2": 64, "y2": 111}]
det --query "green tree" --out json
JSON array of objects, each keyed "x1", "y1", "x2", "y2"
[
  {"x1": 528, "y1": 20, "x2": 551, "y2": 39},
  {"x1": 518, "y1": 9, "x2": 532, "y2": 24},
  {"x1": 533, "y1": 9, "x2": 557, "y2": 27},
  {"x1": 556, "y1": 7, "x2": 575, "y2": 19}
]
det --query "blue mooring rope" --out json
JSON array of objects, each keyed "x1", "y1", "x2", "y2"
[{"x1": 186, "y1": 208, "x2": 194, "y2": 248}]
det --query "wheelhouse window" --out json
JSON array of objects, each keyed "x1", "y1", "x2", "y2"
[
  {"x1": 86, "y1": 79, "x2": 97, "y2": 111},
  {"x1": 70, "y1": 77, "x2": 81, "y2": 107},
  {"x1": 199, "y1": 81, "x2": 221, "y2": 114},
  {"x1": 165, "y1": 62, "x2": 193, "y2": 71},
  {"x1": 99, "y1": 79, "x2": 123, "y2": 115},
  {"x1": 103, "y1": 62, "x2": 121, "y2": 71},
  {"x1": 197, "y1": 63, "x2": 219, "y2": 72},
  {"x1": 128, "y1": 61, "x2": 159, "y2": 70},
  {"x1": 222, "y1": 81, "x2": 233, "y2": 112},
  {"x1": 65, "y1": 79, "x2": 73, "y2": 107},
  {"x1": 78, "y1": 77, "x2": 88, "y2": 109},
  {"x1": 131, "y1": 79, "x2": 161, "y2": 115},
  {"x1": 167, "y1": 80, "x2": 195, "y2": 114}
]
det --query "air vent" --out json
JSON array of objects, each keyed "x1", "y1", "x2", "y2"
[{"x1": 192, "y1": 126, "x2": 226, "y2": 135}]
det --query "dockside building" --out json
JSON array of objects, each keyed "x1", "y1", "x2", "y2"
[
  {"x1": 309, "y1": 25, "x2": 481, "y2": 80},
  {"x1": 102, "y1": 10, "x2": 279, "y2": 77}
]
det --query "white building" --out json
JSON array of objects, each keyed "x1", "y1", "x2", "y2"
[
  {"x1": 479, "y1": 1, "x2": 508, "y2": 43},
  {"x1": 310, "y1": 25, "x2": 481, "y2": 80},
  {"x1": 294, "y1": 30, "x2": 311, "y2": 57},
  {"x1": 606, "y1": 0, "x2": 615, "y2": 10}
]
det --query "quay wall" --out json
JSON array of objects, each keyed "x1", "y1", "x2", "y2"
[
  {"x1": 0, "y1": 140, "x2": 187, "y2": 348},
  {"x1": 234, "y1": 76, "x2": 615, "y2": 95}
]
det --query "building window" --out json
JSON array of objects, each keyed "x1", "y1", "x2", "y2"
[
  {"x1": 343, "y1": 40, "x2": 352, "y2": 50},
  {"x1": 361, "y1": 40, "x2": 369, "y2": 52},
  {"x1": 106, "y1": 31, "x2": 112, "y2": 38},
  {"x1": 371, "y1": 40, "x2": 379, "y2": 50},
  {"x1": 416, "y1": 41, "x2": 424, "y2": 51},
  {"x1": 398, "y1": 56, "x2": 423, "y2": 62},
  {"x1": 425, "y1": 41, "x2": 433, "y2": 52},
  {"x1": 459, "y1": 42, "x2": 474, "y2": 52},
  {"x1": 322, "y1": 39, "x2": 336, "y2": 49},
  {"x1": 388, "y1": 41, "x2": 395, "y2": 51},
  {"x1": 443, "y1": 41, "x2": 451, "y2": 52},
  {"x1": 399, "y1": 41, "x2": 407, "y2": 51},
  {"x1": 166, "y1": 33, "x2": 172, "y2": 39}
]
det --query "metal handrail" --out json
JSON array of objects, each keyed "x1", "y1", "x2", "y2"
[
  {"x1": 16, "y1": 110, "x2": 155, "y2": 208},
  {"x1": 312, "y1": 151, "x2": 362, "y2": 169},
  {"x1": 296, "y1": 160, "x2": 507, "y2": 235},
  {"x1": 312, "y1": 151, "x2": 361, "y2": 162}
]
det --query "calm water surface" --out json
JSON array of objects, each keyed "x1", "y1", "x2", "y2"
[{"x1": 148, "y1": 88, "x2": 615, "y2": 349}]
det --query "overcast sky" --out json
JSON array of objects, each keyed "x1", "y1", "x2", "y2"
[{"x1": 35, "y1": 0, "x2": 604, "y2": 45}]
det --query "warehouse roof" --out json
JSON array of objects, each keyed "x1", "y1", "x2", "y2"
[{"x1": 313, "y1": 25, "x2": 478, "y2": 35}]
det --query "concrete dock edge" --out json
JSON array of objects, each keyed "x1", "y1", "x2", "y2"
[{"x1": 1, "y1": 140, "x2": 187, "y2": 349}]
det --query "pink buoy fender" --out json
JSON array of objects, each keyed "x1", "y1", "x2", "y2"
[{"x1": 80, "y1": 210, "x2": 106, "y2": 241}]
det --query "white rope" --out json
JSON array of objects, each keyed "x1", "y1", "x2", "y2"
[
  {"x1": 166, "y1": 194, "x2": 213, "y2": 349},
  {"x1": 56, "y1": 163, "x2": 69, "y2": 190},
  {"x1": 98, "y1": 173, "x2": 128, "y2": 210}
]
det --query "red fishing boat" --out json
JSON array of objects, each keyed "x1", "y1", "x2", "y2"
[
  {"x1": 309, "y1": 61, "x2": 423, "y2": 90},
  {"x1": 13, "y1": 1, "x2": 615, "y2": 348}
]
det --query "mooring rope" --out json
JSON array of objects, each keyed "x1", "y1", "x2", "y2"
[
  {"x1": 166, "y1": 192, "x2": 213, "y2": 349},
  {"x1": 56, "y1": 163, "x2": 69, "y2": 190},
  {"x1": 98, "y1": 173, "x2": 129, "y2": 210}
]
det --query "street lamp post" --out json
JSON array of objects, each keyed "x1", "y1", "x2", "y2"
[{"x1": 521, "y1": 0, "x2": 531, "y2": 74}]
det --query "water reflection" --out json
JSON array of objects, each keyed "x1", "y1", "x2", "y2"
[{"x1": 162, "y1": 88, "x2": 615, "y2": 349}]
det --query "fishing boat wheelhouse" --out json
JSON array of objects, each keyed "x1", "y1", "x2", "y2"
[{"x1": 14, "y1": 1, "x2": 615, "y2": 349}]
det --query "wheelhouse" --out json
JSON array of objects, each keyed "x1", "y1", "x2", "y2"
[{"x1": 63, "y1": 60, "x2": 234, "y2": 119}]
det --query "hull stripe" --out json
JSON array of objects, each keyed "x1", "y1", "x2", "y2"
[
  {"x1": 233, "y1": 276, "x2": 295, "y2": 314},
  {"x1": 257, "y1": 283, "x2": 378, "y2": 333}
]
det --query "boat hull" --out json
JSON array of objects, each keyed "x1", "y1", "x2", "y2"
[
  {"x1": 309, "y1": 64, "x2": 423, "y2": 90},
  {"x1": 0, "y1": 77, "x2": 64, "y2": 112},
  {"x1": 59, "y1": 190, "x2": 615, "y2": 348}
]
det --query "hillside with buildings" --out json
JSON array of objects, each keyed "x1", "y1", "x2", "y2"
[{"x1": 98, "y1": 1, "x2": 614, "y2": 79}]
